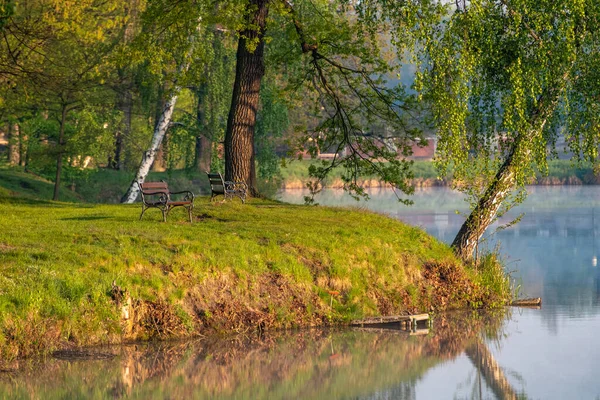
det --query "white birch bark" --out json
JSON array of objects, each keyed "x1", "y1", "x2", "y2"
[
  {"x1": 121, "y1": 20, "x2": 201, "y2": 204},
  {"x1": 121, "y1": 94, "x2": 179, "y2": 203}
]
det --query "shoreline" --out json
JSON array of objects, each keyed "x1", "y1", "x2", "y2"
[
  {"x1": 0, "y1": 196, "x2": 510, "y2": 363},
  {"x1": 280, "y1": 176, "x2": 597, "y2": 190}
]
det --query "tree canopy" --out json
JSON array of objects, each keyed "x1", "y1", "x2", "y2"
[{"x1": 1, "y1": 0, "x2": 600, "y2": 260}]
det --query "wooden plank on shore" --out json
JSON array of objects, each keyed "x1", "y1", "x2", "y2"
[
  {"x1": 350, "y1": 313, "x2": 429, "y2": 326},
  {"x1": 409, "y1": 313, "x2": 430, "y2": 322},
  {"x1": 510, "y1": 297, "x2": 542, "y2": 307}
]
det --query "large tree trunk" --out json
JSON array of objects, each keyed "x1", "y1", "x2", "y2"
[
  {"x1": 7, "y1": 122, "x2": 20, "y2": 165},
  {"x1": 121, "y1": 93, "x2": 178, "y2": 203},
  {"x1": 53, "y1": 105, "x2": 68, "y2": 201},
  {"x1": 224, "y1": 0, "x2": 269, "y2": 196},
  {"x1": 194, "y1": 82, "x2": 211, "y2": 171}
]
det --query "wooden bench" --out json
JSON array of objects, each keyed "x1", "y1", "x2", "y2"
[
  {"x1": 206, "y1": 172, "x2": 247, "y2": 203},
  {"x1": 138, "y1": 181, "x2": 195, "y2": 222}
]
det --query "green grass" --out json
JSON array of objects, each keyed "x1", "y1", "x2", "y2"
[
  {"x1": 0, "y1": 169, "x2": 83, "y2": 202},
  {"x1": 0, "y1": 192, "x2": 509, "y2": 361}
]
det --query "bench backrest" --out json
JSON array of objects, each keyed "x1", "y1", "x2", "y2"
[
  {"x1": 207, "y1": 172, "x2": 225, "y2": 195},
  {"x1": 139, "y1": 181, "x2": 169, "y2": 199}
]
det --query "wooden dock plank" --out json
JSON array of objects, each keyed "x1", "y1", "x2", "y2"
[
  {"x1": 350, "y1": 313, "x2": 430, "y2": 326},
  {"x1": 510, "y1": 297, "x2": 542, "y2": 307}
]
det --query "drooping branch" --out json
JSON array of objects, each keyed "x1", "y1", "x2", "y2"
[
  {"x1": 451, "y1": 68, "x2": 574, "y2": 259},
  {"x1": 281, "y1": 0, "x2": 419, "y2": 202}
]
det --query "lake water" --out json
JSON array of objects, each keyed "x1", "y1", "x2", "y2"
[{"x1": 2, "y1": 186, "x2": 600, "y2": 399}]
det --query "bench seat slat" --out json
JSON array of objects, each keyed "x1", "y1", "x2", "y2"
[{"x1": 141, "y1": 182, "x2": 168, "y2": 189}]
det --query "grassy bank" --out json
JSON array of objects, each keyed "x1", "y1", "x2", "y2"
[{"x1": 0, "y1": 194, "x2": 509, "y2": 361}]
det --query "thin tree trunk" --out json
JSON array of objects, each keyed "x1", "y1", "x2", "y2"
[
  {"x1": 19, "y1": 130, "x2": 27, "y2": 167},
  {"x1": 224, "y1": 0, "x2": 269, "y2": 196},
  {"x1": 195, "y1": 135, "x2": 211, "y2": 172},
  {"x1": 451, "y1": 146, "x2": 521, "y2": 260},
  {"x1": 121, "y1": 93, "x2": 178, "y2": 203},
  {"x1": 110, "y1": 0, "x2": 138, "y2": 170},
  {"x1": 194, "y1": 82, "x2": 211, "y2": 171},
  {"x1": 152, "y1": 83, "x2": 168, "y2": 172},
  {"x1": 451, "y1": 75, "x2": 569, "y2": 260},
  {"x1": 7, "y1": 122, "x2": 20, "y2": 165},
  {"x1": 111, "y1": 88, "x2": 131, "y2": 170},
  {"x1": 121, "y1": 22, "x2": 200, "y2": 203},
  {"x1": 465, "y1": 339, "x2": 518, "y2": 400},
  {"x1": 53, "y1": 105, "x2": 68, "y2": 201}
]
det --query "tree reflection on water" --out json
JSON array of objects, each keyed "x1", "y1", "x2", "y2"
[{"x1": 0, "y1": 310, "x2": 524, "y2": 399}]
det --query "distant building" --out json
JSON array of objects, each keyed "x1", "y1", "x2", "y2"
[{"x1": 410, "y1": 137, "x2": 436, "y2": 160}]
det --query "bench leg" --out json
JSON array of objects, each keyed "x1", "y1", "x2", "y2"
[
  {"x1": 162, "y1": 207, "x2": 168, "y2": 222},
  {"x1": 188, "y1": 205, "x2": 193, "y2": 223},
  {"x1": 140, "y1": 205, "x2": 147, "y2": 220}
]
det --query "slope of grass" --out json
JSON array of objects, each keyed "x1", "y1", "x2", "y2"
[
  {"x1": 0, "y1": 195, "x2": 509, "y2": 361},
  {"x1": 0, "y1": 169, "x2": 83, "y2": 202}
]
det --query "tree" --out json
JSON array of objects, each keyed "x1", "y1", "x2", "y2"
[
  {"x1": 193, "y1": 29, "x2": 235, "y2": 173},
  {"x1": 0, "y1": 0, "x2": 127, "y2": 200},
  {"x1": 223, "y1": 0, "x2": 425, "y2": 199},
  {"x1": 108, "y1": 0, "x2": 142, "y2": 171},
  {"x1": 402, "y1": 0, "x2": 600, "y2": 259},
  {"x1": 223, "y1": 0, "x2": 268, "y2": 196},
  {"x1": 120, "y1": 0, "x2": 217, "y2": 203}
]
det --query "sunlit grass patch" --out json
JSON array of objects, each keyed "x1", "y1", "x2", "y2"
[{"x1": 0, "y1": 194, "x2": 510, "y2": 360}]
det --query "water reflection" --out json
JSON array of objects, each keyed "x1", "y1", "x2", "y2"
[
  {"x1": 0, "y1": 312, "x2": 513, "y2": 400},
  {"x1": 278, "y1": 186, "x2": 600, "y2": 398}
]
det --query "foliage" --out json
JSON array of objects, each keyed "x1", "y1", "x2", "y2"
[
  {"x1": 410, "y1": 0, "x2": 600, "y2": 214},
  {"x1": 255, "y1": 78, "x2": 289, "y2": 180},
  {"x1": 248, "y1": 0, "x2": 429, "y2": 201}
]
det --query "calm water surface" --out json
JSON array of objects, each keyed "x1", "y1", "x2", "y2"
[
  {"x1": 2, "y1": 186, "x2": 600, "y2": 399},
  {"x1": 280, "y1": 186, "x2": 600, "y2": 399}
]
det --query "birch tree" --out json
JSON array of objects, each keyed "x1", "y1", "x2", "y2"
[
  {"x1": 386, "y1": 0, "x2": 600, "y2": 260},
  {"x1": 120, "y1": 0, "x2": 212, "y2": 203}
]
